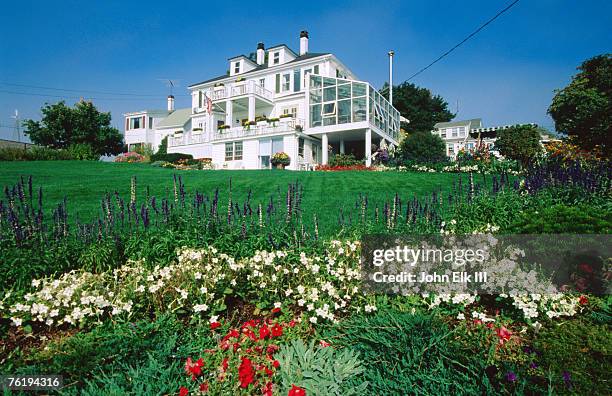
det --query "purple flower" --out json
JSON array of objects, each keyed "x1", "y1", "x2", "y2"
[
  {"x1": 505, "y1": 371, "x2": 517, "y2": 383},
  {"x1": 529, "y1": 362, "x2": 538, "y2": 369},
  {"x1": 562, "y1": 371, "x2": 572, "y2": 389}
]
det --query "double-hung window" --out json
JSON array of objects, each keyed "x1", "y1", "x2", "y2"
[
  {"x1": 273, "y1": 52, "x2": 280, "y2": 65},
  {"x1": 234, "y1": 61, "x2": 240, "y2": 74},
  {"x1": 282, "y1": 73, "x2": 291, "y2": 92},
  {"x1": 225, "y1": 142, "x2": 243, "y2": 161}
]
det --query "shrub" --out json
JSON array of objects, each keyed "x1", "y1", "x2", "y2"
[
  {"x1": 114, "y1": 151, "x2": 145, "y2": 163},
  {"x1": 320, "y1": 309, "x2": 495, "y2": 394},
  {"x1": 494, "y1": 124, "x2": 543, "y2": 167},
  {"x1": 0, "y1": 146, "x2": 75, "y2": 161},
  {"x1": 398, "y1": 131, "x2": 447, "y2": 164},
  {"x1": 506, "y1": 203, "x2": 612, "y2": 234},
  {"x1": 328, "y1": 153, "x2": 362, "y2": 167},
  {"x1": 276, "y1": 339, "x2": 367, "y2": 395},
  {"x1": 67, "y1": 143, "x2": 98, "y2": 161},
  {"x1": 149, "y1": 152, "x2": 193, "y2": 164}
]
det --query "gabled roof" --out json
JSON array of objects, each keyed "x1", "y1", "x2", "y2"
[
  {"x1": 188, "y1": 52, "x2": 330, "y2": 88},
  {"x1": 266, "y1": 44, "x2": 299, "y2": 57},
  {"x1": 124, "y1": 109, "x2": 169, "y2": 116},
  {"x1": 434, "y1": 118, "x2": 482, "y2": 129},
  {"x1": 156, "y1": 108, "x2": 191, "y2": 129}
]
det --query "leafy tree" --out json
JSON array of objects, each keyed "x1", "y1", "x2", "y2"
[
  {"x1": 398, "y1": 131, "x2": 446, "y2": 164},
  {"x1": 23, "y1": 100, "x2": 123, "y2": 156},
  {"x1": 494, "y1": 124, "x2": 542, "y2": 167},
  {"x1": 548, "y1": 54, "x2": 611, "y2": 157},
  {"x1": 381, "y1": 82, "x2": 454, "y2": 133}
]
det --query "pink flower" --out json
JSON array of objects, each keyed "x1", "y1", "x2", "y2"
[
  {"x1": 579, "y1": 295, "x2": 589, "y2": 305},
  {"x1": 495, "y1": 326, "x2": 512, "y2": 345},
  {"x1": 319, "y1": 340, "x2": 331, "y2": 348}
]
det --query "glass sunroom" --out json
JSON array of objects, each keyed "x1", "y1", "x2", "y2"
[{"x1": 306, "y1": 75, "x2": 400, "y2": 165}]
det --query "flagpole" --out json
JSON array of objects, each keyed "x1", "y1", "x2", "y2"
[{"x1": 388, "y1": 50, "x2": 395, "y2": 105}]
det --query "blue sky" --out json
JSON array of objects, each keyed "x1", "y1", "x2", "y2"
[{"x1": 1, "y1": 0, "x2": 610, "y2": 141}]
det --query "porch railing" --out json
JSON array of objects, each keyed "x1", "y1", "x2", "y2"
[
  {"x1": 168, "y1": 133, "x2": 206, "y2": 147},
  {"x1": 210, "y1": 81, "x2": 273, "y2": 102},
  {"x1": 212, "y1": 118, "x2": 303, "y2": 141}
]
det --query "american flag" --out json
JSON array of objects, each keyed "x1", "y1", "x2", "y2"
[{"x1": 204, "y1": 93, "x2": 213, "y2": 115}]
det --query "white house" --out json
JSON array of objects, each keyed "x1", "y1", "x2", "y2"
[{"x1": 123, "y1": 31, "x2": 400, "y2": 170}]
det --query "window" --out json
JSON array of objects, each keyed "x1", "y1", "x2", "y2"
[
  {"x1": 129, "y1": 117, "x2": 141, "y2": 129},
  {"x1": 282, "y1": 73, "x2": 291, "y2": 92},
  {"x1": 234, "y1": 141, "x2": 243, "y2": 160},
  {"x1": 466, "y1": 142, "x2": 474, "y2": 150},
  {"x1": 314, "y1": 65, "x2": 319, "y2": 74},
  {"x1": 225, "y1": 142, "x2": 234, "y2": 161},
  {"x1": 293, "y1": 69, "x2": 301, "y2": 91},
  {"x1": 322, "y1": 103, "x2": 336, "y2": 116},
  {"x1": 149, "y1": 117, "x2": 153, "y2": 129},
  {"x1": 303, "y1": 68, "x2": 311, "y2": 87},
  {"x1": 273, "y1": 52, "x2": 280, "y2": 64},
  {"x1": 272, "y1": 138, "x2": 284, "y2": 154},
  {"x1": 451, "y1": 128, "x2": 458, "y2": 137},
  {"x1": 298, "y1": 137, "x2": 304, "y2": 158},
  {"x1": 337, "y1": 99, "x2": 351, "y2": 124},
  {"x1": 234, "y1": 61, "x2": 240, "y2": 74},
  {"x1": 275, "y1": 74, "x2": 280, "y2": 93},
  {"x1": 458, "y1": 127, "x2": 465, "y2": 137},
  {"x1": 259, "y1": 78, "x2": 265, "y2": 89},
  {"x1": 198, "y1": 91, "x2": 203, "y2": 108},
  {"x1": 282, "y1": 106, "x2": 297, "y2": 117},
  {"x1": 448, "y1": 144, "x2": 455, "y2": 155}
]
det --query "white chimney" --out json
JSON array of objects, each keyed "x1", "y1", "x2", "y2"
[
  {"x1": 256, "y1": 42, "x2": 265, "y2": 65},
  {"x1": 299, "y1": 30, "x2": 309, "y2": 56},
  {"x1": 167, "y1": 95, "x2": 175, "y2": 112}
]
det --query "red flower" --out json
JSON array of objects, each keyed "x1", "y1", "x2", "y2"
[
  {"x1": 259, "y1": 325, "x2": 271, "y2": 340},
  {"x1": 288, "y1": 384, "x2": 306, "y2": 396},
  {"x1": 238, "y1": 357, "x2": 255, "y2": 388},
  {"x1": 199, "y1": 382, "x2": 209, "y2": 393},
  {"x1": 319, "y1": 340, "x2": 331, "y2": 348},
  {"x1": 273, "y1": 360, "x2": 280, "y2": 368},
  {"x1": 271, "y1": 324, "x2": 283, "y2": 338},
  {"x1": 578, "y1": 263, "x2": 593, "y2": 274},
  {"x1": 579, "y1": 295, "x2": 589, "y2": 305},
  {"x1": 473, "y1": 319, "x2": 482, "y2": 325},
  {"x1": 262, "y1": 381, "x2": 273, "y2": 396},
  {"x1": 288, "y1": 320, "x2": 297, "y2": 328},
  {"x1": 271, "y1": 307, "x2": 281, "y2": 315},
  {"x1": 221, "y1": 357, "x2": 229, "y2": 372},
  {"x1": 184, "y1": 357, "x2": 204, "y2": 378},
  {"x1": 179, "y1": 386, "x2": 189, "y2": 396},
  {"x1": 486, "y1": 322, "x2": 494, "y2": 329},
  {"x1": 266, "y1": 344, "x2": 279, "y2": 355},
  {"x1": 210, "y1": 321, "x2": 221, "y2": 330},
  {"x1": 495, "y1": 326, "x2": 512, "y2": 345}
]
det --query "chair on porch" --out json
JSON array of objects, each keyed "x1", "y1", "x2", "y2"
[{"x1": 297, "y1": 156, "x2": 311, "y2": 171}]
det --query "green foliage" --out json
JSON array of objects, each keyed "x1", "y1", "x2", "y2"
[
  {"x1": 67, "y1": 143, "x2": 98, "y2": 160},
  {"x1": 548, "y1": 54, "x2": 612, "y2": 157},
  {"x1": 157, "y1": 136, "x2": 168, "y2": 155},
  {"x1": 507, "y1": 203, "x2": 612, "y2": 234},
  {"x1": 6, "y1": 315, "x2": 215, "y2": 394},
  {"x1": 23, "y1": 100, "x2": 123, "y2": 156},
  {"x1": 0, "y1": 146, "x2": 74, "y2": 161},
  {"x1": 398, "y1": 131, "x2": 447, "y2": 164},
  {"x1": 381, "y1": 82, "x2": 454, "y2": 132},
  {"x1": 149, "y1": 152, "x2": 193, "y2": 163},
  {"x1": 494, "y1": 124, "x2": 543, "y2": 167},
  {"x1": 328, "y1": 153, "x2": 362, "y2": 167},
  {"x1": 533, "y1": 317, "x2": 612, "y2": 395},
  {"x1": 320, "y1": 309, "x2": 495, "y2": 394},
  {"x1": 276, "y1": 339, "x2": 367, "y2": 395}
]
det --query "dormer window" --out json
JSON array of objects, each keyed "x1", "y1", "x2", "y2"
[
  {"x1": 234, "y1": 61, "x2": 241, "y2": 74},
  {"x1": 273, "y1": 52, "x2": 280, "y2": 65}
]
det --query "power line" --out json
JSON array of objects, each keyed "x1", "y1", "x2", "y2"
[
  {"x1": 0, "y1": 89, "x2": 177, "y2": 101},
  {"x1": 0, "y1": 83, "x2": 191, "y2": 98},
  {"x1": 407, "y1": 0, "x2": 521, "y2": 81}
]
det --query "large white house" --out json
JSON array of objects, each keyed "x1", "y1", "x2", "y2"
[{"x1": 124, "y1": 31, "x2": 400, "y2": 170}]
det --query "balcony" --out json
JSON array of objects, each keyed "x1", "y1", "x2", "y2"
[
  {"x1": 209, "y1": 81, "x2": 274, "y2": 102},
  {"x1": 168, "y1": 132, "x2": 206, "y2": 147},
  {"x1": 212, "y1": 118, "x2": 303, "y2": 141}
]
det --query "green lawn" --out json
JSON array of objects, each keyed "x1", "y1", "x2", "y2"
[{"x1": 0, "y1": 161, "x2": 462, "y2": 229}]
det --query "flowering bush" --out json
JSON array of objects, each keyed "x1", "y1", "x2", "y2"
[
  {"x1": 6, "y1": 240, "x2": 372, "y2": 329},
  {"x1": 271, "y1": 152, "x2": 290, "y2": 166},
  {"x1": 114, "y1": 151, "x2": 145, "y2": 163},
  {"x1": 316, "y1": 164, "x2": 370, "y2": 171},
  {"x1": 177, "y1": 315, "x2": 305, "y2": 395}
]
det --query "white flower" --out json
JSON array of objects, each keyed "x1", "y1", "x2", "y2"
[
  {"x1": 194, "y1": 304, "x2": 209, "y2": 312},
  {"x1": 209, "y1": 315, "x2": 219, "y2": 324},
  {"x1": 297, "y1": 299, "x2": 306, "y2": 307},
  {"x1": 11, "y1": 317, "x2": 22, "y2": 326},
  {"x1": 309, "y1": 316, "x2": 318, "y2": 324},
  {"x1": 457, "y1": 313, "x2": 465, "y2": 320},
  {"x1": 364, "y1": 304, "x2": 377, "y2": 313},
  {"x1": 274, "y1": 302, "x2": 282, "y2": 309}
]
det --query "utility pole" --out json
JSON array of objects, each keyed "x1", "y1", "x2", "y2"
[
  {"x1": 10, "y1": 110, "x2": 20, "y2": 142},
  {"x1": 388, "y1": 51, "x2": 395, "y2": 105}
]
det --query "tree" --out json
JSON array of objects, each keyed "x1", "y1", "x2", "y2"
[
  {"x1": 23, "y1": 100, "x2": 124, "y2": 156},
  {"x1": 548, "y1": 54, "x2": 611, "y2": 157},
  {"x1": 381, "y1": 82, "x2": 454, "y2": 133},
  {"x1": 398, "y1": 131, "x2": 446, "y2": 164},
  {"x1": 494, "y1": 124, "x2": 542, "y2": 167}
]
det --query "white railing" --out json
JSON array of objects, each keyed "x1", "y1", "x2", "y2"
[
  {"x1": 168, "y1": 133, "x2": 206, "y2": 147},
  {"x1": 212, "y1": 118, "x2": 303, "y2": 141},
  {"x1": 209, "y1": 81, "x2": 274, "y2": 102}
]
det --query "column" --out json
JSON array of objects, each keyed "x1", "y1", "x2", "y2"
[
  {"x1": 248, "y1": 95, "x2": 256, "y2": 122},
  {"x1": 365, "y1": 128, "x2": 372, "y2": 167},
  {"x1": 225, "y1": 100, "x2": 233, "y2": 127},
  {"x1": 339, "y1": 140, "x2": 345, "y2": 154},
  {"x1": 322, "y1": 133, "x2": 328, "y2": 165}
]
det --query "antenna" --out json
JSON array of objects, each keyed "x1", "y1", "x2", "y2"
[
  {"x1": 157, "y1": 79, "x2": 181, "y2": 97},
  {"x1": 455, "y1": 99, "x2": 459, "y2": 116},
  {"x1": 10, "y1": 109, "x2": 20, "y2": 142}
]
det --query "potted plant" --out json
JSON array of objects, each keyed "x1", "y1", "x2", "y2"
[
  {"x1": 242, "y1": 120, "x2": 256, "y2": 130},
  {"x1": 271, "y1": 152, "x2": 291, "y2": 169},
  {"x1": 218, "y1": 124, "x2": 231, "y2": 133},
  {"x1": 268, "y1": 117, "x2": 280, "y2": 127},
  {"x1": 255, "y1": 115, "x2": 268, "y2": 126}
]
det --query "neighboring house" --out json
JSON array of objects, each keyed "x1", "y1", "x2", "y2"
[
  {"x1": 432, "y1": 119, "x2": 553, "y2": 158},
  {"x1": 123, "y1": 31, "x2": 400, "y2": 170}
]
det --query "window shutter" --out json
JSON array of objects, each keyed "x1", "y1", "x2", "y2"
[
  {"x1": 199, "y1": 91, "x2": 203, "y2": 108},
  {"x1": 126, "y1": 118, "x2": 130, "y2": 130},
  {"x1": 142, "y1": 116, "x2": 146, "y2": 128},
  {"x1": 275, "y1": 74, "x2": 280, "y2": 93}
]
